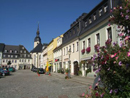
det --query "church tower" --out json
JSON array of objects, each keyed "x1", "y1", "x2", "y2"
[{"x1": 34, "y1": 23, "x2": 41, "y2": 48}]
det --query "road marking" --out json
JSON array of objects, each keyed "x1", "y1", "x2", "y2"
[{"x1": 62, "y1": 85, "x2": 86, "y2": 89}]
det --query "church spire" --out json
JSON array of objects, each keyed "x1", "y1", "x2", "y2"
[{"x1": 36, "y1": 22, "x2": 40, "y2": 36}]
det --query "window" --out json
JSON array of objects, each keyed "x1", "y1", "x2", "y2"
[
  {"x1": 20, "y1": 50, "x2": 22, "y2": 53},
  {"x1": 24, "y1": 54, "x2": 26, "y2": 57},
  {"x1": 93, "y1": 13, "x2": 96, "y2": 20},
  {"x1": 88, "y1": 38, "x2": 91, "y2": 47},
  {"x1": 19, "y1": 59, "x2": 21, "y2": 62},
  {"x1": 83, "y1": 41, "x2": 85, "y2": 49},
  {"x1": 107, "y1": 27, "x2": 112, "y2": 39},
  {"x1": 99, "y1": 8, "x2": 102, "y2": 16},
  {"x1": 3, "y1": 60, "x2": 5, "y2": 63},
  {"x1": 12, "y1": 60, "x2": 14, "y2": 63},
  {"x1": 77, "y1": 42, "x2": 79, "y2": 51},
  {"x1": 11, "y1": 55, "x2": 13, "y2": 58},
  {"x1": 64, "y1": 48, "x2": 65, "y2": 56},
  {"x1": 4, "y1": 50, "x2": 7, "y2": 53},
  {"x1": 85, "y1": 21, "x2": 87, "y2": 27},
  {"x1": 6, "y1": 59, "x2": 8, "y2": 62},
  {"x1": 66, "y1": 47, "x2": 68, "y2": 55},
  {"x1": 15, "y1": 55, "x2": 17, "y2": 58},
  {"x1": 89, "y1": 17, "x2": 92, "y2": 24},
  {"x1": 28, "y1": 55, "x2": 30, "y2": 57},
  {"x1": 3, "y1": 55, "x2": 5, "y2": 57},
  {"x1": 15, "y1": 50, "x2": 17, "y2": 53},
  {"x1": 28, "y1": 60, "x2": 30, "y2": 62},
  {"x1": 24, "y1": 51, "x2": 26, "y2": 53},
  {"x1": 96, "y1": 33, "x2": 100, "y2": 44},
  {"x1": 10, "y1": 50, "x2": 13, "y2": 53},
  {"x1": 73, "y1": 44, "x2": 75, "y2": 52},
  {"x1": 22, "y1": 47, "x2": 24, "y2": 49},
  {"x1": 77, "y1": 26, "x2": 79, "y2": 32},
  {"x1": 15, "y1": 60, "x2": 17, "y2": 63},
  {"x1": 8, "y1": 55, "x2": 10, "y2": 58},
  {"x1": 73, "y1": 29, "x2": 75, "y2": 34},
  {"x1": 69, "y1": 45, "x2": 71, "y2": 52},
  {"x1": 104, "y1": 4, "x2": 108, "y2": 13},
  {"x1": 25, "y1": 59, "x2": 26, "y2": 62}
]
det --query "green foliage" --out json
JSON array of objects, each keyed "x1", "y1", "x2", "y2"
[
  {"x1": 78, "y1": 70, "x2": 82, "y2": 75},
  {"x1": 57, "y1": 69, "x2": 61, "y2": 73},
  {"x1": 86, "y1": 68, "x2": 91, "y2": 76},
  {"x1": 65, "y1": 68, "x2": 69, "y2": 73}
]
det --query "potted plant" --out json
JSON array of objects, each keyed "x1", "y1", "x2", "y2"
[
  {"x1": 81, "y1": 48, "x2": 85, "y2": 54},
  {"x1": 86, "y1": 47, "x2": 91, "y2": 53}
]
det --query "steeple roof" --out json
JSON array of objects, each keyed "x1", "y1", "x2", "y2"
[{"x1": 34, "y1": 23, "x2": 41, "y2": 43}]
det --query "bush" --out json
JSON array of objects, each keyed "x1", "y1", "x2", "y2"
[
  {"x1": 78, "y1": 70, "x2": 82, "y2": 75},
  {"x1": 57, "y1": 69, "x2": 61, "y2": 73},
  {"x1": 86, "y1": 68, "x2": 91, "y2": 76}
]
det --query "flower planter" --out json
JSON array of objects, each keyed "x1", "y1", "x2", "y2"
[
  {"x1": 81, "y1": 49, "x2": 85, "y2": 54},
  {"x1": 86, "y1": 47, "x2": 91, "y2": 53}
]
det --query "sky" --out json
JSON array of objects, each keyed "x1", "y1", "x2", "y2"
[{"x1": 0, "y1": 0, "x2": 102, "y2": 52}]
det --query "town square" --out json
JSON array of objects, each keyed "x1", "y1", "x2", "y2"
[{"x1": 0, "y1": 0, "x2": 130, "y2": 98}]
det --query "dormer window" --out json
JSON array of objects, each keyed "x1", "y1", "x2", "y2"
[
  {"x1": 73, "y1": 29, "x2": 75, "y2": 34},
  {"x1": 93, "y1": 13, "x2": 96, "y2": 20},
  {"x1": 4, "y1": 50, "x2": 7, "y2": 53},
  {"x1": 99, "y1": 8, "x2": 102, "y2": 16},
  {"x1": 22, "y1": 47, "x2": 24, "y2": 49},
  {"x1": 20, "y1": 50, "x2": 22, "y2": 53},
  {"x1": 85, "y1": 21, "x2": 87, "y2": 27},
  {"x1": 104, "y1": 4, "x2": 108, "y2": 13},
  {"x1": 77, "y1": 26, "x2": 79, "y2": 32},
  {"x1": 10, "y1": 50, "x2": 13, "y2": 53},
  {"x1": 89, "y1": 17, "x2": 92, "y2": 24},
  {"x1": 15, "y1": 50, "x2": 17, "y2": 53},
  {"x1": 24, "y1": 51, "x2": 26, "y2": 53}
]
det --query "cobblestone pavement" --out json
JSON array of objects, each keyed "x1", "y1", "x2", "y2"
[{"x1": 0, "y1": 70, "x2": 93, "y2": 98}]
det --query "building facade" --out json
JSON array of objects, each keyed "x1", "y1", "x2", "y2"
[
  {"x1": 62, "y1": 13, "x2": 86, "y2": 75},
  {"x1": 79, "y1": 0, "x2": 121, "y2": 76},
  {"x1": 30, "y1": 24, "x2": 42, "y2": 68},
  {"x1": 53, "y1": 35, "x2": 63, "y2": 72},
  {"x1": 1, "y1": 44, "x2": 32, "y2": 70}
]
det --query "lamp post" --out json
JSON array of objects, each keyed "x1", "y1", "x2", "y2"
[{"x1": 68, "y1": 49, "x2": 71, "y2": 78}]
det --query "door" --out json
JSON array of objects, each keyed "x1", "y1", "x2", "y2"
[{"x1": 74, "y1": 61, "x2": 79, "y2": 75}]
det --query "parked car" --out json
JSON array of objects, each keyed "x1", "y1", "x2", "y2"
[
  {"x1": 0, "y1": 68, "x2": 10, "y2": 76},
  {"x1": 8, "y1": 67, "x2": 15, "y2": 72},
  {"x1": 0, "y1": 72, "x2": 2, "y2": 78},
  {"x1": 32, "y1": 68, "x2": 38, "y2": 72},
  {"x1": 37, "y1": 68, "x2": 45, "y2": 74}
]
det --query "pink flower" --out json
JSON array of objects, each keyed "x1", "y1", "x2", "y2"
[
  {"x1": 120, "y1": 6, "x2": 122, "y2": 9},
  {"x1": 108, "y1": 23, "x2": 111, "y2": 26},
  {"x1": 116, "y1": 56, "x2": 119, "y2": 60},
  {"x1": 125, "y1": 36, "x2": 130, "y2": 40},
  {"x1": 113, "y1": 7, "x2": 116, "y2": 10},
  {"x1": 95, "y1": 83, "x2": 99, "y2": 86},
  {"x1": 82, "y1": 93, "x2": 85, "y2": 97},
  {"x1": 119, "y1": 33, "x2": 124, "y2": 37},
  {"x1": 110, "y1": 54, "x2": 115, "y2": 58},
  {"x1": 89, "y1": 85, "x2": 92, "y2": 89},
  {"x1": 127, "y1": 51, "x2": 130, "y2": 57}
]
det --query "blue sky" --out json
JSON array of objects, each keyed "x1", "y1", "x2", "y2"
[{"x1": 0, "y1": 0, "x2": 102, "y2": 52}]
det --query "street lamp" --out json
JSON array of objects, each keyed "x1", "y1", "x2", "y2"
[{"x1": 68, "y1": 49, "x2": 71, "y2": 78}]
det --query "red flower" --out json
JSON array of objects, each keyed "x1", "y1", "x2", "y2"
[
  {"x1": 105, "y1": 39, "x2": 112, "y2": 45},
  {"x1": 86, "y1": 47, "x2": 91, "y2": 53},
  {"x1": 81, "y1": 49, "x2": 85, "y2": 54},
  {"x1": 94, "y1": 44, "x2": 100, "y2": 52}
]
